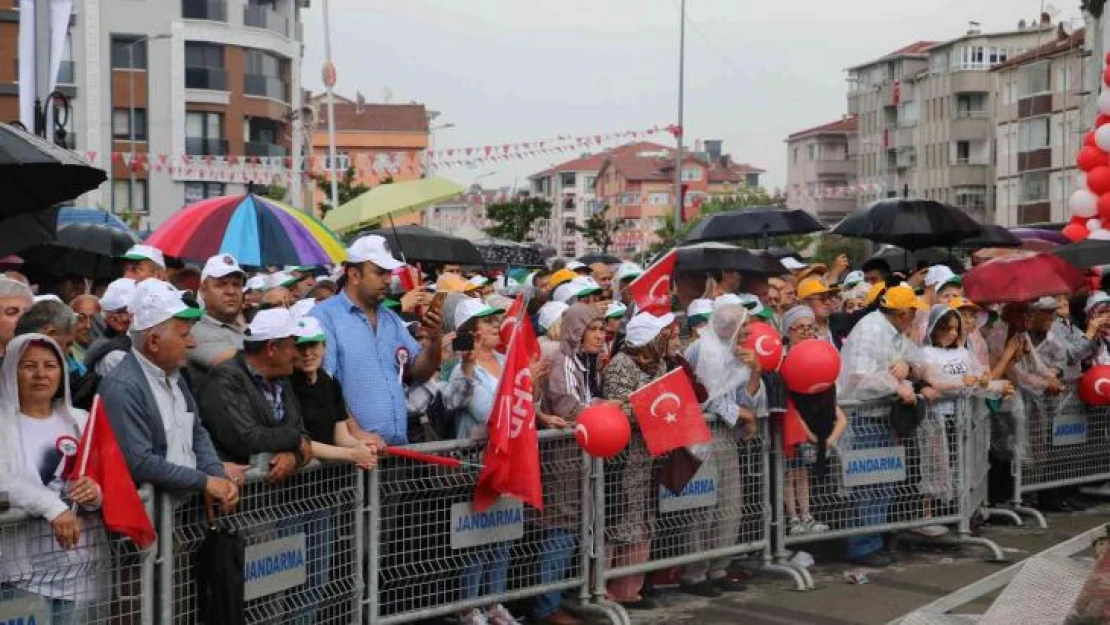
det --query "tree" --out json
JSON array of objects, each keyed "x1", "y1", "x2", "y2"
[
  {"x1": 650, "y1": 184, "x2": 803, "y2": 253},
  {"x1": 809, "y1": 234, "x2": 868, "y2": 266},
  {"x1": 314, "y1": 166, "x2": 374, "y2": 216},
  {"x1": 484, "y1": 196, "x2": 552, "y2": 242},
  {"x1": 569, "y1": 204, "x2": 623, "y2": 253},
  {"x1": 259, "y1": 183, "x2": 288, "y2": 203}
]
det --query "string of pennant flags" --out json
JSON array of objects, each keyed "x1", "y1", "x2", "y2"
[{"x1": 84, "y1": 125, "x2": 672, "y2": 186}]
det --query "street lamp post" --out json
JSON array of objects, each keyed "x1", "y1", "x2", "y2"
[
  {"x1": 126, "y1": 33, "x2": 170, "y2": 212},
  {"x1": 428, "y1": 121, "x2": 455, "y2": 178},
  {"x1": 673, "y1": 0, "x2": 686, "y2": 227}
]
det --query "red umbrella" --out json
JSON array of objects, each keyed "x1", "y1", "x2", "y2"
[{"x1": 963, "y1": 252, "x2": 1085, "y2": 303}]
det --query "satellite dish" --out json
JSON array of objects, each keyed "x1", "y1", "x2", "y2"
[{"x1": 381, "y1": 87, "x2": 393, "y2": 104}]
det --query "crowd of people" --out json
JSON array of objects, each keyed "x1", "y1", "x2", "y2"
[{"x1": 3, "y1": 232, "x2": 1110, "y2": 624}]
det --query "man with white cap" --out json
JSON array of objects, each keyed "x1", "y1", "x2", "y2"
[
  {"x1": 120, "y1": 244, "x2": 167, "y2": 282},
  {"x1": 311, "y1": 234, "x2": 443, "y2": 445},
  {"x1": 565, "y1": 260, "x2": 589, "y2": 275},
  {"x1": 198, "y1": 308, "x2": 313, "y2": 483},
  {"x1": 0, "y1": 275, "x2": 33, "y2": 360},
  {"x1": 99, "y1": 279, "x2": 239, "y2": 509},
  {"x1": 188, "y1": 254, "x2": 248, "y2": 388},
  {"x1": 86, "y1": 277, "x2": 138, "y2": 376}
]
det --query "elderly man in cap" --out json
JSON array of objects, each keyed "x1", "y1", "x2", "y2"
[
  {"x1": 311, "y1": 235, "x2": 443, "y2": 445},
  {"x1": 99, "y1": 279, "x2": 239, "y2": 508},
  {"x1": 120, "y1": 244, "x2": 167, "y2": 282},
  {"x1": 797, "y1": 277, "x2": 839, "y2": 345},
  {"x1": 199, "y1": 308, "x2": 313, "y2": 483},
  {"x1": 188, "y1": 254, "x2": 247, "y2": 387},
  {"x1": 86, "y1": 277, "x2": 138, "y2": 376},
  {"x1": 0, "y1": 276, "x2": 33, "y2": 360},
  {"x1": 590, "y1": 262, "x2": 615, "y2": 299},
  {"x1": 69, "y1": 294, "x2": 100, "y2": 365}
]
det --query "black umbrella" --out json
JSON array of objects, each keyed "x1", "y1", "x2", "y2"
[
  {"x1": 364, "y1": 224, "x2": 484, "y2": 265},
  {"x1": 0, "y1": 205, "x2": 60, "y2": 257},
  {"x1": 869, "y1": 246, "x2": 960, "y2": 275},
  {"x1": 0, "y1": 123, "x2": 107, "y2": 219},
  {"x1": 1053, "y1": 239, "x2": 1110, "y2": 269},
  {"x1": 194, "y1": 501, "x2": 246, "y2": 625},
  {"x1": 21, "y1": 222, "x2": 139, "y2": 279},
  {"x1": 675, "y1": 242, "x2": 786, "y2": 274},
  {"x1": 474, "y1": 238, "x2": 546, "y2": 267},
  {"x1": 831, "y1": 199, "x2": 981, "y2": 250},
  {"x1": 578, "y1": 252, "x2": 621, "y2": 265},
  {"x1": 682, "y1": 207, "x2": 826, "y2": 244},
  {"x1": 952, "y1": 224, "x2": 1021, "y2": 250}
]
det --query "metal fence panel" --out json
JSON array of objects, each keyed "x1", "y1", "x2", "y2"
[
  {"x1": 1016, "y1": 380, "x2": 1110, "y2": 495},
  {"x1": 160, "y1": 462, "x2": 361, "y2": 625}
]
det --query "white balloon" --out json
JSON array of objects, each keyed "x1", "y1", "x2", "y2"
[
  {"x1": 1100, "y1": 90, "x2": 1110, "y2": 115},
  {"x1": 1090, "y1": 228, "x2": 1110, "y2": 241},
  {"x1": 1096, "y1": 126, "x2": 1110, "y2": 153},
  {"x1": 1071, "y1": 188, "x2": 1100, "y2": 218},
  {"x1": 1089, "y1": 218, "x2": 1105, "y2": 232}
]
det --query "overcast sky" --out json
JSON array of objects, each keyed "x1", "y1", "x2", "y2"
[{"x1": 300, "y1": 0, "x2": 1081, "y2": 191}]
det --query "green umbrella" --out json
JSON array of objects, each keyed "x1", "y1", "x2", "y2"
[{"x1": 323, "y1": 177, "x2": 465, "y2": 235}]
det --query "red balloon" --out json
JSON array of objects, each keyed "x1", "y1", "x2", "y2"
[
  {"x1": 780, "y1": 339, "x2": 841, "y2": 395},
  {"x1": 1062, "y1": 223, "x2": 1091, "y2": 243},
  {"x1": 1080, "y1": 365, "x2": 1110, "y2": 406},
  {"x1": 1086, "y1": 131, "x2": 1098, "y2": 147},
  {"x1": 1100, "y1": 195, "x2": 1110, "y2": 224},
  {"x1": 575, "y1": 403, "x2": 631, "y2": 458},
  {"x1": 1089, "y1": 167, "x2": 1110, "y2": 195},
  {"x1": 743, "y1": 321, "x2": 785, "y2": 372},
  {"x1": 1078, "y1": 146, "x2": 1109, "y2": 172},
  {"x1": 1104, "y1": 67, "x2": 1110, "y2": 88},
  {"x1": 1099, "y1": 114, "x2": 1110, "y2": 128}
]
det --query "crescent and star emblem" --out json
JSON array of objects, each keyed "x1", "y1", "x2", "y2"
[
  {"x1": 647, "y1": 275, "x2": 670, "y2": 301},
  {"x1": 1095, "y1": 378, "x2": 1110, "y2": 397},
  {"x1": 754, "y1": 335, "x2": 777, "y2": 357},
  {"x1": 649, "y1": 392, "x2": 681, "y2": 424}
]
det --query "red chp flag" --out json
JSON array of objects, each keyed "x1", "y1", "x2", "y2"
[
  {"x1": 498, "y1": 293, "x2": 525, "y2": 352},
  {"x1": 474, "y1": 312, "x2": 544, "y2": 511},
  {"x1": 627, "y1": 249, "x2": 677, "y2": 315},
  {"x1": 66, "y1": 397, "x2": 156, "y2": 549},
  {"x1": 629, "y1": 367, "x2": 712, "y2": 457}
]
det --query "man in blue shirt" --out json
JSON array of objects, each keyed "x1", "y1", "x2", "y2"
[{"x1": 311, "y1": 235, "x2": 443, "y2": 444}]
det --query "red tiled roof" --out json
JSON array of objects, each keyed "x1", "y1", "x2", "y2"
[
  {"x1": 991, "y1": 26, "x2": 1084, "y2": 72},
  {"x1": 847, "y1": 40, "x2": 937, "y2": 70},
  {"x1": 787, "y1": 116, "x2": 859, "y2": 141},
  {"x1": 310, "y1": 94, "x2": 429, "y2": 133},
  {"x1": 530, "y1": 141, "x2": 672, "y2": 179}
]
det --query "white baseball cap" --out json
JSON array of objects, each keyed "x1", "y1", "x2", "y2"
[
  {"x1": 454, "y1": 297, "x2": 505, "y2": 330},
  {"x1": 346, "y1": 234, "x2": 403, "y2": 271},
  {"x1": 780, "y1": 257, "x2": 806, "y2": 271},
  {"x1": 245, "y1": 308, "x2": 298, "y2": 342},
  {"x1": 244, "y1": 275, "x2": 267, "y2": 292},
  {"x1": 1030, "y1": 295, "x2": 1059, "y2": 311},
  {"x1": 129, "y1": 279, "x2": 203, "y2": 331},
  {"x1": 264, "y1": 271, "x2": 297, "y2": 290},
  {"x1": 537, "y1": 301, "x2": 568, "y2": 332},
  {"x1": 842, "y1": 270, "x2": 865, "y2": 288},
  {"x1": 1087, "y1": 291, "x2": 1110, "y2": 314},
  {"x1": 468, "y1": 275, "x2": 491, "y2": 288},
  {"x1": 33, "y1": 294, "x2": 62, "y2": 304},
  {"x1": 615, "y1": 261, "x2": 644, "y2": 283},
  {"x1": 687, "y1": 298, "x2": 713, "y2": 319},
  {"x1": 553, "y1": 281, "x2": 580, "y2": 304},
  {"x1": 121, "y1": 244, "x2": 165, "y2": 269},
  {"x1": 100, "y1": 278, "x2": 138, "y2": 312},
  {"x1": 293, "y1": 316, "x2": 327, "y2": 344},
  {"x1": 566, "y1": 261, "x2": 588, "y2": 272},
  {"x1": 604, "y1": 301, "x2": 628, "y2": 319},
  {"x1": 201, "y1": 254, "x2": 245, "y2": 282},
  {"x1": 289, "y1": 298, "x2": 316, "y2": 319},
  {"x1": 625, "y1": 312, "x2": 676, "y2": 348},
  {"x1": 924, "y1": 265, "x2": 957, "y2": 289}
]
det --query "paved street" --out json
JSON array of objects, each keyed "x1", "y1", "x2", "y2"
[{"x1": 621, "y1": 508, "x2": 1110, "y2": 625}]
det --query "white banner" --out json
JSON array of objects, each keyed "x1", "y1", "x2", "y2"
[
  {"x1": 841, "y1": 446, "x2": 907, "y2": 488},
  {"x1": 243, "y1": 533, "x2": 308, "y2": 601},
  {"x1": 450, "y1": 497, "x2": 524, "y2": 550},
  {"x1": 1052, "y1": 412, "x2": 1088, "y2": 446},
  {"x1": 658, "y1": 458, "x2": 718, "y2": 514}
]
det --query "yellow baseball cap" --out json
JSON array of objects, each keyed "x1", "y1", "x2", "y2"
[
  {"x1": 548, "y1": 268, "x2": 577, "y2": 289},
  {"x1": 864, "y1": 281, "x2": 885, "y2": 306},
  {"x1": 880, "y1": 284, "x2": 928, "y2": 311},
  {"x1": 948, "y1": 296, "x2": 979, "y2": 310},
  {"x1": 796, "y1": 263, "x2": 829, "y2": 283},
  {"x1": 797, "y1": 276, "x2": 836, "y2": 300}
]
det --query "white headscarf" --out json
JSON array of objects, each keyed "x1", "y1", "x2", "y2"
[{"x1": 694, "y1": 298, "x2": 752, "y2": 404}]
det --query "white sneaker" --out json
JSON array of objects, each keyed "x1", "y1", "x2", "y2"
[
  {"x1": 803, "y1": 516, "x2": 829, "y2": 533},
  {"x1": 487, "y1": 604, "x2": 521, "y2": 625},
  {"x1": 788, "y1": 518, "x2": 809, "y2": 536},
  {"x1": 461, "y1": 609, "x2": 491, "y2": 625}
]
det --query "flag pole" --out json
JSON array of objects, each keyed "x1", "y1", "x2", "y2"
[{"x1": 76, "y1": 394, "x2": 98, "y2": 478}]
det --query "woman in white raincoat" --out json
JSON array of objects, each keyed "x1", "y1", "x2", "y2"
[
  {"x1": 679, "y1": 295, "x2": 767, "y2": 597},
  {"x1": 0, "y1": 333, "x2": 105, "y2": 624}
]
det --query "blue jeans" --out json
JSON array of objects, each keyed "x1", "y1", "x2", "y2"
[
  {"x1": 534, "y1": 528, "x2": 577, "y2": 619},
  {"x1": 460, "y1": 541, "x2": 512, "y2": 600},
  {"x1": 844, "y1": 419, "x2": 896, "y2": 560}
]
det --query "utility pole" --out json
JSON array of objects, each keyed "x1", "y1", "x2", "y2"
[
  {"x1": 322, "y1": 0, "x2": 340, "y2": 212},
  {"x1": 673, "y1": 0, "x2": 686, "y2": 227}
]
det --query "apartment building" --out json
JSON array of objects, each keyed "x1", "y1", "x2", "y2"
[
  {"x1": 847, "y1": 20, "x2": 1055, "y2": 221},
  {"x1": 1, "y1": 0, "x2": 306, "y2": 228},
  {"x1": 993, "y1": 27, "x2": 1089, "y2": 226},
  {"x1": 528, "y1": 151, "x2": 606, "y2": 257},
  {"x1": 784, "y1": 115, "x2": 858, "y2": 225}
]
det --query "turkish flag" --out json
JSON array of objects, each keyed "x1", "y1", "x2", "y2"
[
  {"x1": 628, "y1": 249, "x2": 677, "y2": 315},
  {"x1": 498, "y1": 293, "x2": 525, "y2": 352},
  {"x1": 474, "y1": 312, "x2": 544, "y2": 511},
  {"x1": 66, "y1": 397, "x2": 156, "y2": 549},
  {"x1": 629, "y1": 368, "x2": 712, "y2": 457}
]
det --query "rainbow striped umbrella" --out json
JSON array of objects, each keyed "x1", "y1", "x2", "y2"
[{"x1": 146, "y1": 194, "x2": 346, "y2": 267}]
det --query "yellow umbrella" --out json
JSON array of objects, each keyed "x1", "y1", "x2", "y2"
[{"x1": 323, "y1": 176, "x2": 464, "y2": 234}]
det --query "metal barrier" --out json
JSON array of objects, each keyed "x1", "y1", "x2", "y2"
[
  {"x1": 364, "y1": 429, "x2": 616, "y2": 625},
  {"x1": 158, "y1": 462, "x2": 362, "y2": 625},
  {"x1": 0, "y1": 486, "x2": 154, "y2": 625}
]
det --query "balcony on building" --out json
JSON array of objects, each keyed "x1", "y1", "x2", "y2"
[
  {"x1": 244, "y1": 49, "x2": 289, "y2": 102},
  {"x1": 245, "y1": 141, "x2": 287, "y2": 157},
  {"x1": 185, "y1": 137, "x2": 229, "y2": 156},
  {"x1": 244, "y1": 74, "x2": 288, "y2": 101},
  {"x1": 244, "y1": 1, "x2": 289, "y2": 36},
  {"x1": 185, "y1": 67, "x2": 228, "y2": 90},
  {"x1": 245, "y1": 117, "x2": 286, "y2": 157},
  {"x1": 182, "y1": 0, "x2": 228, "y2": 21}
]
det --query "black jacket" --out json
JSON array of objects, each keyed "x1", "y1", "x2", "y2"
[
  {"x1": 197, "y1": 353, "x2": 307, "y2": 464},
  {"x1": 85, "y1": 333, "x2": 131, "y2": 372}
]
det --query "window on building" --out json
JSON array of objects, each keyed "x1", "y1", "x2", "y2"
[
  {"x1": 184, "y1": 182, "x2": 226, "y2": 203},
  {"x1": 620, "y1": 192, "x2": 639, "y2": 205},
  {"x1": 1018, "y1": 117, "x2": 1050, "y2": 151},
  {"x1": 1019, "y1": 61, "x2": 1050, "y2": 96},
  {"x1": 807, "y1": 144, "x2": 817, "y2": 160},
  {"x1": 792, "y1": 147, "x2": 799, "y2": 164},
  {"x1": 112, "y1": 108, "x2": 147, "y2": 141},
  {"x1": 1020, "y1": 172, "x2": 1049, "y2": 203},
  {"x1": 244, "y1": 49, "x2": 287, "y2": 100},
  {"x1": 988, "y1": 47, "x2": 1009, "y2": 65},
  {"x1": 954, "y1": 187, "x2": 986, "y2": 213},
  {"x1": 185, "y1": 111, "x2": 225, "y2": 155},
  {"x1": 956, "y1": 141, "x2": 970, "y2": 164},
  {"x1": 322, "y1": 153, "x2": 350, "y2": 171},
  {"x1": 185, "y1": 42, "x2": 227, "y2": 90},
  {"x1": 110, "y1": 36, "x2": 148, "y2": 69},
  {"x1": 112, "y1": 179, "x2": 147, "y2": 214},
  {"x1": 680, "y1": 167, "x2": 702, "y2": 182},
  {"x1": 560, "y1": 172, "x2": 576, "y2": 187},
  {"x1": 929, "y1": 52, "x2": 947, "y2": 74},
  {"x1": 584, "y1": 175, "x2": 597, "y2": 189},
  {"x1": 647, "y1": 192, "x2": 670, "y2": 205}
]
